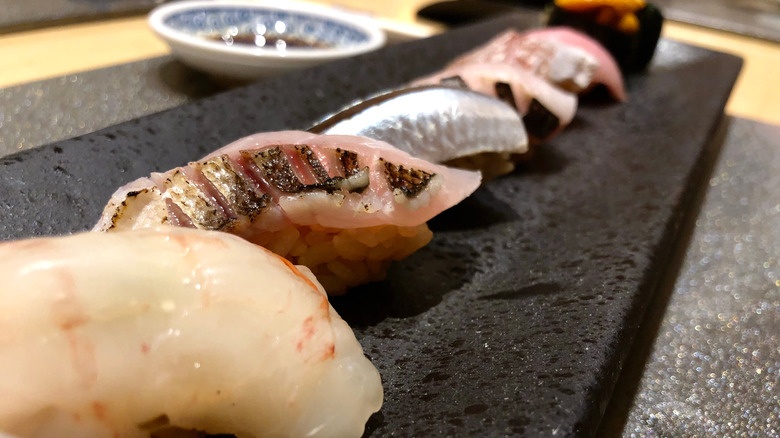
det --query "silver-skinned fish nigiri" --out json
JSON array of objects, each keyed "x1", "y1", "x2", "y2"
[
  {"x1": 412, "y1": 64, "x2": 578, "y2": 144},
  {"x1": 311, "y1": 85, "x2": 528, "y2": 180}
]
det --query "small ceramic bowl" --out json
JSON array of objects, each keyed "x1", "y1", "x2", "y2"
[{"x1": 148, "y1": 0, "x2": 386, "y2": 80}]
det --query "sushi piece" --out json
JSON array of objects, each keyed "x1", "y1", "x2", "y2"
[
  {"x1": 0, "y1": 227, "x2": 383, "y2": 438},
  {"x1": 94, "y1": 131, "x2": 481, "y2": 294},
  {"x1": 448, "y1": 29, "x2": 600, "y2": 95},
  {"x1": 311, "y1": 85, "x2": 529, "y2": 180},
  {"x1": 547, "y1": 0, "x2": 664, "y2": 72},
  {"x1": 523, "y1": 27, "x2": 627, "y2": 101},
  {"x1": 412, "y1": 64, "x2": 578, "y2": 144},
  {"x1": 445, "y1": 28, "x2": 626, "y2": 101}
]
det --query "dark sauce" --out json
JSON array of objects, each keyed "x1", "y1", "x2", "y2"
[{"x1": 206, "y1": 32, "x2": 332, "y2": 49}]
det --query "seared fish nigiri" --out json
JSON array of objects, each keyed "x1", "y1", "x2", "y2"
[
  {"x1": 525, "y1": 27, "x2": 627, "y2": 101},
  {"x1": 311, "y1": 86, "x2": 528, "y2": 180},
  {"x1": 94, "y1": 131, "x2": 481, "y2": 293},
  {"x1": 446, "y1": 28, "x2": 626, "y2": 101},
  {"x1": 0, "y1": 228, "x2": 382, "y2": 438},
  {"x1": 449, "y1": 29, "x2": 599, "y2": 95}
]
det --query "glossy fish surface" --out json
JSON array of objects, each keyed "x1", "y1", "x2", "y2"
[
  {"x1": 93, "y1": 131, "x2": 482, "y2": 294},
  {"x1": 312, "y1": 86, "x2": 528, "y2": 178},
  {"x1": 0, "y1": 227, "x2": 382, "y2": 438},
  {"x1": 95, "y1": 131, "x2": 480, "y2": 233},
  {"x1": 449, "y1": 29, "x2": 599, "y2": 94},
  {"x1": 413, "y1": 64, "x2": 578, "y2": 143}
]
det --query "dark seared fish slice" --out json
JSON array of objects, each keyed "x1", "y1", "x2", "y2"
[
  {"x1": 494, "y1": 81, "x2": 517, "y2": 109},
  {"x1": 241, "y1": 147, "x2": 304, "y2": 193},
  {"x1": 523, "y1": 98, "x2": 560, "y2": 142},
  {"x1": 381, "y1": 159, "x2": 434, "y2": 198},
  {"x1": 335, "y1": 148, "x2": 362, "y2": 178},
  {"x1": 294, "y1": 145, "x2": 331, "y2": 184}
]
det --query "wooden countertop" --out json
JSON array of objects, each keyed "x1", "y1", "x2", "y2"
[{"x1": 0, "y1": 0, "x2": 777, "y2": 125}]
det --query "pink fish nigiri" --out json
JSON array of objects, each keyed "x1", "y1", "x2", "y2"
[
  {"x1": 94, "y1": 131, "x2": 481, "y2": 293},
  {"x1": 446, "y1": 28, "x2": 626, "y2": 102},
  {"x1": 521, "y1": 27, "x2": 627, "y2": 101}
]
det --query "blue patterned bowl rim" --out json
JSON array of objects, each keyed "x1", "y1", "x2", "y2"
[{"x1": 149, "y1": 0, "x2": 385, "y2": 59}]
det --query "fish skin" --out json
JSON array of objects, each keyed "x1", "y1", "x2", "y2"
[
  {"x1": 449, "y1": 29, "x2": 600, "y2": 94},
  {"x1": 94, "y1": 131, "x2": 481, "y2": 232},
  {"x1": 445, "y1": 28, "x2": 626, "y2": 101},
  {"x1": 523, "y1": 27, "x2": 627, "y2": 101},
  {"x1": 413, "y1": 63, "x2": 578, "y2": 131},
  {"x1": 316, "y1": 86, "x2": 528, "y2": 164}
]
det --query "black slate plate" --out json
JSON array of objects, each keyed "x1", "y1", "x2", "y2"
[{"x1": 0, "y1": 13, "x2": 741, "y2": 438}]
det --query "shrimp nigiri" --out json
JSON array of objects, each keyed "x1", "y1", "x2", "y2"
[{"x1": 0, "y1": 228, "x2": 383, "y2": 438}]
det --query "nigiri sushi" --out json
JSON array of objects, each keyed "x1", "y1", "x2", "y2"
[
  {"x1": 0, "y1": 227, "x2": 383, "y2": 438},
  {"x1": 412, "y1": 64, "x2": 578, "y2": 144},
  {"x1": 94, "y1": 131, "x2": 481, "y2": 294},
  {"x1": 526, "y1": 27, "x2": 627, "y2": 101},
  {"x1": 448, "y1": 29, "x2": 599, "y2": 95},
  {"x1": 445, "y1": 28, "x2": 626, "y2": 101},
  {"x1": 311, "y1": 86, "x2": 528, "y2": 180}
]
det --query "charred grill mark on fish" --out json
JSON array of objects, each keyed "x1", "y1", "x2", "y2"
[
  {"x1": 196, "y1": 155, "x2": 270, "y2": 221},
  {"x1": 494, "y1": 82, "x2": 517, "y2": 110},
  {"x1": 381, "y1": 159, "x2": 434, "y2": 198},
  {"x1": 163, "y1": 169, "x2": 233, "y2": 230},
  {"x1": 523, "y1": 98, "x2": 560, "y2": 141},
  {"x1": 237, "y1": 146, "x2": 368, "y2": 196},
  {"x1": 107, "y1": 189, "x2": 153, "y2": 230},
  {"x1": 243, "y1": 147, "x2": 304, "y2": 193},
  {"x1": 439, "y1": 75, "x2": 470, "y2": 89},
  {"x1": 295, "y1": 145, "x2": 330, "y2": 184},
  {"x1": 335, "y1": 148, "x2": 361, "y2": 177}
]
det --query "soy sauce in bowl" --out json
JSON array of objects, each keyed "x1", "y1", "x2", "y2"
[{"x1": 207, "y1": 32, "x2": 332, "y2": 49}]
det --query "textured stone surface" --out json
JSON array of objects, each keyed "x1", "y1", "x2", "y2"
[
  {"x1": 0, "y1": 14, "x2": 741, "y2": 438},
  {"x1": 0, "y1": 57, "x2": 220, "y2": 157},
  {"x1": 619, "y1": 118, "x2": 780, "y2": 437}
]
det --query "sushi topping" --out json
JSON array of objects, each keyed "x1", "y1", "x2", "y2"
[
  {"x1": 554, "y1": 0, "x2": 645, "y2": 34},
  {"x1": 295, "y1": 144, "x2": 331, "y2": 183},
  {"x1": 522, "y1": 99, "x2": 560, "y2": 142},
  {"x1": 494, "y1": 82, "x2": 518, "y2": 110},
  {"x1": 381, "y1": 159, "x2": 434, "y2": 198},
  {"x1": 244, "y1": 147, "x2": 305, "y2": 193},
  {"x1": 163, "y1": 169, "x2": 234, "y2": 230},
  {"x1": 196, "y1": 155, "x2": 270, "y2": 221},
  {"x1": 439, "y1": 75, "x2": 470, "y2": 89},
  {"x1": 335, "y1": 167, "x2": 370, "y2": 193},
  {"x1": 336, "y1": 148, "x2": 362, "y2": 177},
  {"x1": 94, "y1": 132, "x2": 483, "y2": 294},
  {"x1": 555, "y1": 0, "x2": 645, "y2": 12}
]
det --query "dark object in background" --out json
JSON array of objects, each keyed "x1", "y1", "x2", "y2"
[
  {"x1": 0, "y1": 0, "x2": 172, "y2": 33},
  {"x1": 418, "y1": 0, "x2": 549, "y2": 25},
  {"x1": 547, "y1": 3, "x2": 664, "y2": 72}
]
